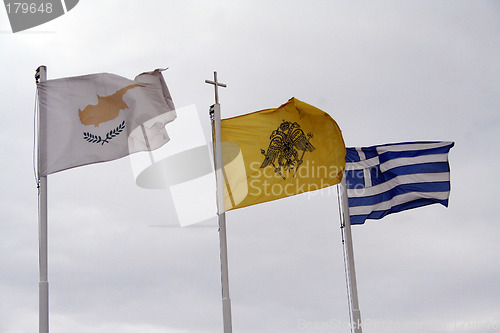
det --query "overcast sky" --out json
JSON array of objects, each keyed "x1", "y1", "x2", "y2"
[{"x1": 1, "y1": 1, "x2": 499, "y2": 333}]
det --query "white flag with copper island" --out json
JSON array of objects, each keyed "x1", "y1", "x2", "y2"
[{"x1": 37, "y1": 69, "x2": 176, "y2": 176}]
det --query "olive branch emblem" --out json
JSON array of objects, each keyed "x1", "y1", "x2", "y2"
[{"x1": 83, "y1": 121, "x2": 126, "y2": 145}]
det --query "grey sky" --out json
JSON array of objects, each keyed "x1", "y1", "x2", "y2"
[{"x1": 1, "y1": 1, "x2": 499, "y2": 332}]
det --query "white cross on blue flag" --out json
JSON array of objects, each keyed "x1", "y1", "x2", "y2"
[{"x1": 345, "y1": 141, "x2": 454, "y2": 224}]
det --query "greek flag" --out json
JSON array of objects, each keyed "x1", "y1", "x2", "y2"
[{"x1": 345, "y1": 141, "x2": 454, "y2": 225}]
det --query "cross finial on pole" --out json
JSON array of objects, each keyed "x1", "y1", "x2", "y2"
[{"x1": 205, "y1": 71, "x2": 226, "y2": 104}]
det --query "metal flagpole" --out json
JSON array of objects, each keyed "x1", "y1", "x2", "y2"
[
  {"x1": 140, "y1": 124, "x2": 155, "y2": 165},
  {"x1": 205, "y1": 72, "x2": 232, "y2": 333},
  {"x1": 340, "y1": 175, "x2": 362, "y2": 333},
  {"x1": 35, "y1": 65, "x2": 49, "y2": 333}
]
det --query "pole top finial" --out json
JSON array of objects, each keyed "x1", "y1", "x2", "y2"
[
  {"x1": 205, "y1": 71, "x2": 226, "y2": 105},
  {"x1": 35, "y1": 65, "x2": 47, "y2": 83}
]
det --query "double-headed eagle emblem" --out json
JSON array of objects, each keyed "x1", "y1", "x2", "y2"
[{"x1": 260, "y1": 120, "x2": 315, "y2": 180}]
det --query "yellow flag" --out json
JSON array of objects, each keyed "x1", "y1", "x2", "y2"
[{"x1": 221, "y1": 97, "x2": 346, "y2": 210}]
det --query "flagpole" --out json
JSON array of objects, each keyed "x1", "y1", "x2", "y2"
[
  {"x1": 340, "y1": 175, "x2": 362, "y2": 333},
  {"x1": 140, "y1": 124, "x2": 155, "y2": 164},
  {"x1": 206, "y1": 72, "x2": 232, "y2": 333},
  {"x1": 36, "y1": 65, "x2": 49, "y2": 333}
]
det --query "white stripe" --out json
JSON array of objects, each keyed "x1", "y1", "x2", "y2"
[
  {"x1": 356, "y1": 148, "x2": 366, "y2": 160},
  {"x1": 345, "y1": 156, "x2": 379, "y2": 171},
  {"x1": 364, "y1": 168, "x2": 372, "y2": 187},
  {"x1": 376, "y1": 141, "x2": 452, "y2": 153},
  {"x1": 349, "y1": 191, "x2": 450, "y2": 216},
  {"x1": 380, "y1": 153, "x2": 449, "y2": 172},
  {"x1": 347, "y1": 172, "x2": 450, "y2": 197},
  {"x1": 355, "y1": 149, "x2": 373, "y2": 186}
]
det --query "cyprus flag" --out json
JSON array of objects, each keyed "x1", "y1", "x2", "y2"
[{"x1": 37, "y1": 69, "x2": 176, "y2": 176}]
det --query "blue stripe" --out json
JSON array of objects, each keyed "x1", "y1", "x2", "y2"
[
  {"x1": 379, "y1": 145, "x2": 453, "y2": 163},
  {"x1": 345, "y1": 162, "x2": 450, "y2": 189},
  {"x1": 345, "y1": 169, "x2": 366, "y2": 189},
  {"x1": 370, "y1": 165, "x2": 383, "y2": 186},
  {"x1": 383, "y1": 162, "x2": 450, "y2": 181},
  {"x1": 348, "y1": 181, "x2": 450, "y2": 207},
  {"x1": 362, "y1": 147, "x2": 378, "y2": 159},
  {"x1": 350, "y1": 198, "x2": 449, "y2": 225},
  {"x1": 345, "y1": 148, "x2": 361, "y2": 162}
]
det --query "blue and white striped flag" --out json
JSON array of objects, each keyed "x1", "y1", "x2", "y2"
[{"x1": 345, "y1": 141, "x2": 454, "y2": 225}]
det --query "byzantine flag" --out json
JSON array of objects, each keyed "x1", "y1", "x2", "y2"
[
  {"x1": 221, "y1": 97, "x2": 346, "y2": 210},
  {"x1": 37, "y1": 69, "x2": 176, "y2": 176},
  {"x1": 345, "y1": 141, "x2": 454, "y2": 224}
]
